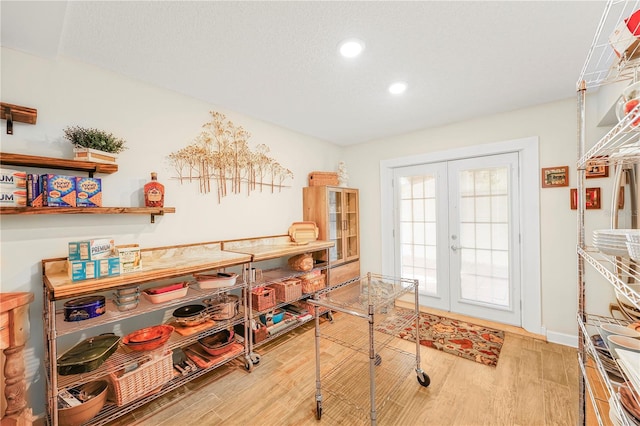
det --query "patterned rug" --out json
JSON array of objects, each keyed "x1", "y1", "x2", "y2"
[{"x1": 375, "y1": 309, "x2": 505, "y2": 367}]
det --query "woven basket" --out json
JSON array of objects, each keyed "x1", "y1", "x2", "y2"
[
  {"x1": 301, "y1": 274, "x2": 326, "y2": 293},
  {"x1": 251, "y1": 287, "x2": 276, "y2": 311},
  {"x1": 108, "y1": 350, "x2": 173, "y2": 406},
  {"x1": 271, "y1": 279, "x2": 302, "y2": 302},
  {"x1": 308, "y1": 172, "x2": 338, "y2": 186}
]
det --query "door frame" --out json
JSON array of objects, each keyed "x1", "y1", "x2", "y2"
[{"x1": 380, "y1": 136, "x2": 542, "y2": 334}]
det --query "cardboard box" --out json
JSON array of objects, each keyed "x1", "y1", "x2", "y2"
[
  {"x1": 308, "y1": 171, "x2": 339, "y2": 186},
  {"x1": 26, "y1": 174, "x2": 42, "y2": 207},
  {"x1": 0, "y1": 189, "x2": 27, "y2": 207},
  {"x1": 76, "y1": 177, "x2": 102, "y2": 207},
  {"x1": 68, "y1": 259, "x2": 98, "y2": 281},
  {"x1": 96, "y1": 256, "x2": 121, "y2": 278},
  {"x1": 610, "y1": 14, "x2": 640, "y2": 60},
  {"x1": 41, "y1": 174, "x2": 77, "y2": 207},
  {"x1": 116, "y1": 244, "x2": 142, "y2": 274},
  {"x1": 0, "y1": 168, "x2": 26, "y2": 188},
  {"x1": 68, "y1": 238, "x2": 115, "y2": 261}
]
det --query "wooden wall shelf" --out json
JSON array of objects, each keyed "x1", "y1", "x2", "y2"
[
  {"x1": 0, "y1": 152, "x2": 117, "y2": 176},
  {"x1": 0, "y1": 206, "x2": 176, "y2": 223}
]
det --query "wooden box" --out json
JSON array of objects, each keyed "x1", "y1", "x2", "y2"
[{"x1": 308, "y1": 171, "x2": 338, "y2": 186}]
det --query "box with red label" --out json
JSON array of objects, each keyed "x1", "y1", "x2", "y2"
[
  {"x1": 41, "y1": 174, "x2": 77, "y2": 207},
  {"x1": 76, "y1": 177, "x2": 102, "y2": 207},
  {"x1": 0, "y1": 168, "x2": 26, "y2": 188},
  {"x1": 609, "y1": 10, "x2": 640, "y2": 60}
]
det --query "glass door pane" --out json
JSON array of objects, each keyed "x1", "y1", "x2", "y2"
[
  {"x1": 328, "y1": 189, "x2": 343, "y2": 262},
  {"x1": 345, "y1": 190, "x2": 359, "y2": 260}
]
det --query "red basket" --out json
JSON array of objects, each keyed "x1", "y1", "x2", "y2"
[{"x1": 251, "y1": 287, "x2": 276, "y2": 311}]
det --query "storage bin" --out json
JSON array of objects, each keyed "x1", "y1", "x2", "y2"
[
  {"x1": 301, "y1": 273, "x2": 326, "y2": 293},
  {"x1": 108, "y1": 350, "x2": 173, "y2": 406},
  {"x1": 251, "y1": 287, "x2": 276, "y2": 311},
  {"x1": 270, "y1": 279, "x2": 302, "y2": 302},
  {"x1": 308, "y1": 171, "x2": 339, "y2": 186}
]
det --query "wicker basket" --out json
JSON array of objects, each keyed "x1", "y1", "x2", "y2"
[
  {"x1": 251, "y1": 287, "x2": 276, "y2": 311},
  {"x1": 270, "y1": 279, "x2": 302, "y2": 302},
  {"x1": 108, "y1": 350, "x2": 173, "y2": 406},
  {"x1": 308, "y1": 172, "x2": 338, "y2": 186},
  {"x1": 301, "y1": 273, "x2": 326, "y2": 293}
]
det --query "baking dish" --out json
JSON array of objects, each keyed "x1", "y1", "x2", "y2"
[
  {"x1": 198, "y1": 329, "x2": 235, "y2": 356},
  {"x1": 122, "y1": 324, "x2": 174, "y2": 351},
  {"x1": 194, "y1": 272, "x2": 238, "y2": 289},
  {"x1": 142, "y1": 282, "x2": 189, "y2": 303},
  {"x1": 57, "y1": 334, "x2": 120, "y2": 376}
]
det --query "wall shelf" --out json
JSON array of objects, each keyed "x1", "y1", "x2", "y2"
[
  {"x1": 0, "y1": 152, "x2": 118, "y2": 175},
  {"x1": 0, "y1": 206, "x2": 176, "y2": 223}
]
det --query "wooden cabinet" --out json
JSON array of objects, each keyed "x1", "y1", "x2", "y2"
[{"x1": 303, "y1": 186, "x2": 360, "y2": 285}]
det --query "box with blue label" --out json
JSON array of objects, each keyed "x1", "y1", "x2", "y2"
[
  {"x1": 68, "y1": 238, "x2": 115, "y2": 261},
  {"x1": 76, "y1": 177, "x2": 102, "y2": 207},
  {"x1": 42, "y1": 174, "x2": 76, "y2": 207},
  {"x1": 96, "y1": 257, "x2": 121, "y2": 278},
  {"x1": 68, "y1": 259, "x2": 98, "y2": 282}
]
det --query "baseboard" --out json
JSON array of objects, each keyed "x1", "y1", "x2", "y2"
[{"x1": 546, "y1": 330, "x2": 578, "y2": 348}]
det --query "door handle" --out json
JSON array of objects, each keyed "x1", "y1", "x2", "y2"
[{"x1": 451, "y1": 245, "x2": 461, "y2": 252}]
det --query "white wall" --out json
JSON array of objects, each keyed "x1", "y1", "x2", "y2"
[
  {"x1": 0, "y1": 47, "x2": 341, "y2": 417},
  {"x1": 343, "y1": 96, "x2": 615, "y2": 345}
]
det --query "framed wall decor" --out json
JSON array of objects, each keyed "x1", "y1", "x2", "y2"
[
  {"x1": 570, "y1": 187, "x2": 601, "y2": 210},
  {"x1": 542, "y1": 166, "x2": 569, "y2": 188},
  {"x1": 585, "y1": 156, "x2": 609, "y2": 178}
]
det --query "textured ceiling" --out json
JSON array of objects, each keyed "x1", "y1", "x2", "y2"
[{"x1": 1, "y1": 1, "x2": 606, "y2": 146}]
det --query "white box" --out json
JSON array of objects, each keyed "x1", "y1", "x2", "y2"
[
  {"x1": 0, "y1": 168, "x2": 26, "y2": 188},
  {"x1": 68, "y1": 238, "x2": 115, "y2": 261},
  {"x1": 116, "y1": 244, "x2": 142, "y2": 274}
]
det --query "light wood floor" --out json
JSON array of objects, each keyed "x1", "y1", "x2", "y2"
[{"x1": 108, "y1": 311, "x2": 579, "y2": 426}]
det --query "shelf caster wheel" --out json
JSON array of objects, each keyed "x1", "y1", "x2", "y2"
[
  {"x1": 374, "y1": 353, "x2": 382, "y2": 366},
  {"x1": 250, "y1": 354, "x2": 261, "y2": 365},
  {"x1": 244, "y1": 360, "x2": 252, "y2": 371},
  {"x1": 417, "y1": 371, "x2": 430, "y2": 387},
  {"x1": 326, "y1": 311, "x2": 334, "y2": 322},
  {"x1": 316, "y1": 401, "x2": 322, "y2": 420}
]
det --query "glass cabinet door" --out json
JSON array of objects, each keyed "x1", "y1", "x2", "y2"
[
  {"x1": 328, "y1": 189, "x2": 344, "y2": 262},
  {"x1": 344, "y1": 189, "x2": 359, "y2": 261}
]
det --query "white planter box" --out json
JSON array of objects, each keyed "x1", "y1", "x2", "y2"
[{"x1": 73, "y1": 147, "x2": 118, "y2": 164}]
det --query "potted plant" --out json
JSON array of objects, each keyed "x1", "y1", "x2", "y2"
[{"x1": 64, "y1": 126, "x2": 127, "y2": 164}]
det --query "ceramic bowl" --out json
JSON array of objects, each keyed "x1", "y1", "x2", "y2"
[
  {"x1": 58, "y1": 380, "x2": 108, "y2": 426},
  {"x1": 607, "y1": 334, "x2": 640, "y2": 358},
  {"x1": 600, "y1": 323, "x2": 640, "y2": 341},
  {"x1": 123, "y1": 324, "x2": 174, "y2": 351}
]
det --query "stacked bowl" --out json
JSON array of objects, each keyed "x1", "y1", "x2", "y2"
[{"x1": 113, "y1": 286, "x2": 140, "y2": 312}]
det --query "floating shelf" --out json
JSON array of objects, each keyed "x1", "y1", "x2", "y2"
[
  {"x1": 0, "y1": 206, "x2": 175, "y2": 223},
  {"x1": 0, "y1": 152, "x2": 117, "y2": 176}
]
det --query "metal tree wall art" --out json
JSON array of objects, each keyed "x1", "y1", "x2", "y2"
[{"x1": 168, "y1": 111, "x2": 294, "y2": 203}]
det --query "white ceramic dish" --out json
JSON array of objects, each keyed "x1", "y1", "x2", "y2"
[
  {"x1": 194, "y1": 272, "x2": 238, "y2": 289},
  {"x1": 607, "y1": 334, "x2": 640, "y2": 358},
  {"x1": 142, "y1": 283, "x2": 189, "y2": 304},
  {"x1": 600, "y1": 323, "x2": 640, "y2": 340}
]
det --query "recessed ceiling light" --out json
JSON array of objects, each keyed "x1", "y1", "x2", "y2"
[
  {"x1": 339, "y1": 38, "x2": 365, "y2": 58},
  {"x1": 389, "y1": 81, "x2": 408, "y2": 95}
]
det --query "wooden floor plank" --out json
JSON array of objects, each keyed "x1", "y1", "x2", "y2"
[{"x1": 110, "y1": 313, "x2": 577, "y2": 425}]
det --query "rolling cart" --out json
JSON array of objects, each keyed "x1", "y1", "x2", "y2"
[{"x1": 308, "y1": 273, "x2": 430, "y2": 425}]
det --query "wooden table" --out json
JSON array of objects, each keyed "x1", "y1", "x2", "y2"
[{"x1": 0, "y1": 292, "x2": 34, "y2": 426}]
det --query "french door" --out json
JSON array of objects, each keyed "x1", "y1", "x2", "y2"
[{"x1": 394, "y1": 152, "x2": 521, "y2": 326}]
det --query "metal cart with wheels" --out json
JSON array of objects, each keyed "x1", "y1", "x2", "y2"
[{"x1": 308, "y1": 272, "x2": 430, "y2": 425}]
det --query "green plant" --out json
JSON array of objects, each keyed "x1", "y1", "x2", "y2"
[{"x1": 63, "y1": 126, "x2": 127, "y2": 154}]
